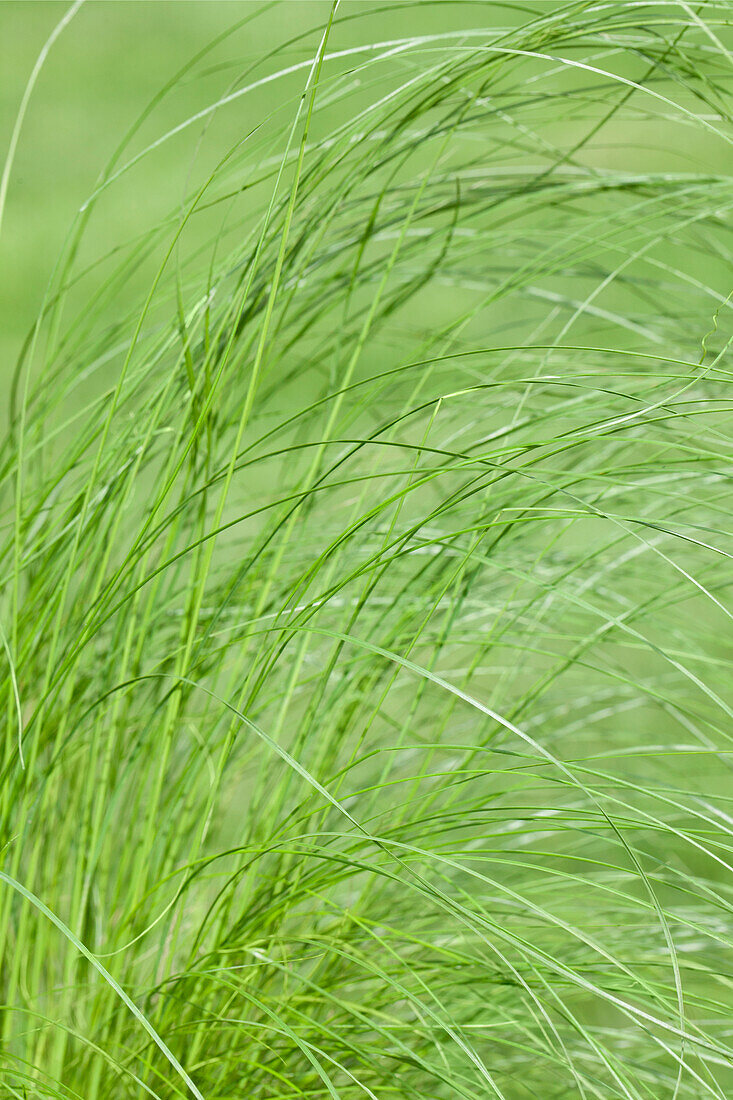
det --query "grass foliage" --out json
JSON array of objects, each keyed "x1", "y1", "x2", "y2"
[{"x1": 1, "y1": 2, "x2": 733, "y2": 1097}]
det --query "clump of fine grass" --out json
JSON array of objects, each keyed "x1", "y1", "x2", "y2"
[{"x1": 1, "y1": 2, "x2": 733, "y2": 1097}]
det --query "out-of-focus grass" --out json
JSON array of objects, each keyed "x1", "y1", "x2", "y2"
[
  {"x1": 1, "y1": 3, "x2": 733, "y2": 1098},
  {"x1": 0, "y1": 1, "x2": 300, "y2": 378}
]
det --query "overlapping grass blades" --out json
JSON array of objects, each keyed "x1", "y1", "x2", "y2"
[{"x1": 1, "y1": 2, "x2": 733, "y2": 1097}]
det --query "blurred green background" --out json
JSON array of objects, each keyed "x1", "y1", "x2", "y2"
[{"x1": 0, "y1": 1, "x2": 312, "y2": 375}]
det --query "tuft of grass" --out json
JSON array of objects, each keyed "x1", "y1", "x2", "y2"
[{"x1": 1, "y1": 2, "x2": 733, "y2": 1097}]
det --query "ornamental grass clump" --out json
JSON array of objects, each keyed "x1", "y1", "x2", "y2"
[{"x1": 1, "y1": 2, "x2": 733, "y2": 1097}]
